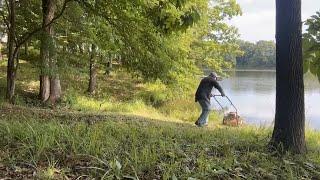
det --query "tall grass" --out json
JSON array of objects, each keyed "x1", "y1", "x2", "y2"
[{"x1": 0, "y1": 113, "x2": 320, "y2": 179}]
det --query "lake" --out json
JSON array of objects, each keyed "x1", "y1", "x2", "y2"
[{"x1": 210, "y1": 70, "x2": 320, "y2": 129}]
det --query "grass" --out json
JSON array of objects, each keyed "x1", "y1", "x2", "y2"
[
  {"x1": 0, "y1": 107, "x2": 320, "y2": 179},
  {"x1": 1, "y1": 54, "x2": 320, "y2": 179}
]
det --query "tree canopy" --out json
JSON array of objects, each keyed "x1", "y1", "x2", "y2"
[
  {"x1": 236, "y1": 40, "x2": 276, "y2": 69},
  {"x1": 0, "y1": 0, "x2": 242, "y2": 102}
]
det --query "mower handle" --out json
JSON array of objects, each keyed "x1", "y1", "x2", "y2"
[{"x1": 212, "y1": 95, "x2": 238, "y2": 113}]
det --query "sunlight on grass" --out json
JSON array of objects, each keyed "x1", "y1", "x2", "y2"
[
  {"x1": 20, "y1": 80, "x2": 39, "y2": 92},
  {"x1": 70, "y1": 96, "x2": 177, "y2": 121}
]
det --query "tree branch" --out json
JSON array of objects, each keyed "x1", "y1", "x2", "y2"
[
  {"x1": 16, "y1": 0, "x2": 73, "y2": 49},
  {"x1": 76, "y1": 0, "x2": 114, "y2": 25}
]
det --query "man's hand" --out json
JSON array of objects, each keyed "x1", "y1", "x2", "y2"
[{"x1": 221, "y1": 93, "x2": 226, "y2": 97}]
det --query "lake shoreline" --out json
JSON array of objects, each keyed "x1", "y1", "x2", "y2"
[{"x1": 223, "y1": 69, "x2": 276, "y2": 72}]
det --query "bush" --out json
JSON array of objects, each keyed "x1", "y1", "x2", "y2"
[{"x1": 138, "y1": 80, "x2": 171, "y2": 107}]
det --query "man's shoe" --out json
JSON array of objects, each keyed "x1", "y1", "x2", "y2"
[
  {"x1": 195, "y1": 120, "x2": 199, "y2": 126},
  {"x1": 198, "y1": 123, "x2": 208, "y2": 127}
]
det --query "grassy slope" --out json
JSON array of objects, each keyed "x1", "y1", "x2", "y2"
[
  {"x1": 0, "y1": 106, "x2": 320, "y2": 179},
  {"x1": 0, "y1": 58, "x2": 203, "y2": 122},
  {"x1": 0, "y1": 59, "x2": 320, "y2": 179}
]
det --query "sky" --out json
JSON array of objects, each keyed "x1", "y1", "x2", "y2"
[{"x1": 229, "y1": 0, "x2": 320, "y2": 42}]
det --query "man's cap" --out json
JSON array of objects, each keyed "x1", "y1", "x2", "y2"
[
  {"x1": 209, "y1": 72, "x2": 222, "y2": 81},
  {"x1": 209, "y1": 72, "x2": 219, "y2": 78}
]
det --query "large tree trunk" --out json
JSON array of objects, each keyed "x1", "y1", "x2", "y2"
[
  {"x1": 40, "y1": 0, "x2": 61, "y2": 104},
  {"x1": 6, "y1": 0, "x2": 16, "y2": 103},
  {"x1": 48, "y1": 75, "x2": 61, "y2": 104},
  {"x1": 270, "y1": 0, "x2": 306, "y2": 153},
  {"x1": 48, "y1": 47, "x2": 61, "y2": 104},
  {"x1": 39, "y1": 75, "x2": 50, "y2": 102},
  {"x1": 88, "y1": 44, "x2": 97, "y2": 94}
]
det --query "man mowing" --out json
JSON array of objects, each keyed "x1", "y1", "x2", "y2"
[{"x1": 195, "y1": 72, "x2": 225, "y2": 127}]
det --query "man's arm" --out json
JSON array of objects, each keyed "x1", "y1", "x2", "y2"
[{"x1": 213, "y1": 80, "x2": 225, "y2": 96}]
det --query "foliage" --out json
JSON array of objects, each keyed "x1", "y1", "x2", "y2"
[
  {"x1": 1, "y1": 0, "x2": 243, "y2": 103},
  {"x1": 303, "y1": 11, "x2": 320, "y2": 81},
  {"x1": 186, "y1": 0, "x2": 242, "y2": 75},
  {"x1": 236, "y1": 40, "x2": 276, "y2": 69},
  {"x1": 52, "y1": 0, "x2": 242, "y2": 82}
]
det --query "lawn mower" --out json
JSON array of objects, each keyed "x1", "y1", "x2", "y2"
[{"x1": 212, "y1": 95, "x2": 243, "y2": 126}]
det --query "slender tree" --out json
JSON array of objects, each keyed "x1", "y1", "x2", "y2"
[
  {"x1": 6, "y1": 0, "x2": 16, "y2": 102},
  {"x1": 87, "y1": 44, "x2": 97, "y2": 94},
  {"x1": 270, "y1": 0, "x2": 306, "y2": 153}
]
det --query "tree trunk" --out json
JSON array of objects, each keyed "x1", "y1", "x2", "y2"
[
  {"x1": 48, "y1": 75, "x2": 61, "y2": 104},
  {"x1": 6, "y1": 0, "x2": 16, "y2": 103},
  {"x1": 0, "y1": 43, "x2": 2, "y2": 61},
  {"x1": 40, "y1": 75, "x2": 50, "y2": 101},
  {"x1": 48, "y1": 45, "x2": 61, "y2": 104},
  {"x1": 40, "y1": 0, "x2": 61, "y2": 104},
  {"x1": 270, "y1": 0, "x2": 306, "y2": 153},
  {"x1": 88, "y1": 44, "x2": 97, "y2": 94},
  {"x1": 24, "y1": 41, "x2": 28, "y2": 55},
  {"x1": 105, "y1": 53, "x2": 113, "y2": 76}
]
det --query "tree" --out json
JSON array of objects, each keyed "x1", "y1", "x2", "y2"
[
  {"x1": 236, "y1": 40, "x2": 276, "y2": 69},
  {"x1": 6, "y1": 0, "x2": 16, "y2": 103},
  {"x1": 87, "y1": 44, "x2": 97, "y2": 94},
  {"x1": 1, "y1": 0, "x2": 70, "y2": 103},
  {"x1": 40, "y1": 0, "x2": 62, "y2": 104},
  {"x1": 188, "y1": 0, "x2": 242, "y2": 74},
  {"x1": 270, "y1": 0, "x2": 306, "y2": 153}
]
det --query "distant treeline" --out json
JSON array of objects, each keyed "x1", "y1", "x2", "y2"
[{"x1": 236, "y1": 40, "x2": 276, "y2": 69}]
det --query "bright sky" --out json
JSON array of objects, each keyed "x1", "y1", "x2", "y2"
[{"x1": 230, "y1": 0, "x2": 320, "y2": 42}]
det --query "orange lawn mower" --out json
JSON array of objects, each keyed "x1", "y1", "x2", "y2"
[{"x1": 212, "y1": 95, "x2": 243, "y2": 126}]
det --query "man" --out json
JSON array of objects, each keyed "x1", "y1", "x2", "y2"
[{"x1": 195, "y1": 72, "x2": 225, "y2": 127}]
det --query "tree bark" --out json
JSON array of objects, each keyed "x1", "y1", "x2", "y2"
[
  {"x1": 270, "y1": 0, "x2": 306, "y2": 153},
  {"x1": 0, "y1": 43, "x2": 2, "y2": 61},
  {"x1": 6, "y1": 0, "x2": 16, "y2": 103},
  {"x1": 24, "y1": 41, "x2": 28, "y2": 55},
  {"x1": 88, "y1": 44, "x2": 97, "y2": 94},
  {"x1": 40, "y1": 75, "x2": 50, "y2": 101},
  {"x1": 48, "y1": 44, "x2": 61, "y2": 104},
  {"x1": 48, "y1": 75, "x2": 61, "y2": 104},
  {"x1": 105, "y1": 53, "x2": 113, "y2": 76}
]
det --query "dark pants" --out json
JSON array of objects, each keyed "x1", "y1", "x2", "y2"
[{"x1": 196, "y1": 100, "x2": 211, "y2": 126}]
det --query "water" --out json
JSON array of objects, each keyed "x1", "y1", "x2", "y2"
[{"x1": 210, "y1": 70, "x2": 320, "y2": 129}]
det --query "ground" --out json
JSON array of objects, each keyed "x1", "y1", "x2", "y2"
[
  {"x1": 0, "y1": 105, "x2": 320, "y2": 179},
  {"x1": 0, "y1": 58, "x2": 320, "y2": 179}
]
